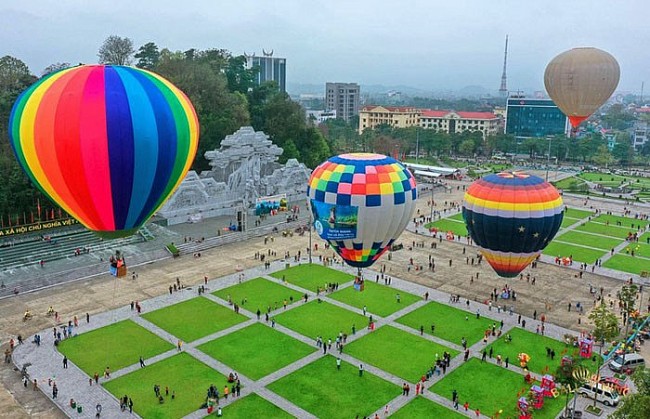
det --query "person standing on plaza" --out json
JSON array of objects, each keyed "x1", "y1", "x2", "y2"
[
  {"x1": 359, "y1": 364, "x2": 364, "y2": 376},
  {"x1": 63, "y1": 355, "x2": 68, "y2": 369},
  {"x1": 336, "y1": 357, "x2": 341, "y2": 370}
]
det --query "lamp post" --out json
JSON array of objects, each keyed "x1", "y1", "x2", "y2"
[{"x1": 545, "y1": 137, "x2": 552, "y2": 182}]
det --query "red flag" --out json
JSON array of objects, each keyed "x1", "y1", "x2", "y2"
[
  {"x1": 37, "y1": 198, "x2": 41, "y2": 219},
  {"x1": 51, "y1": 208, "x2": 55, "y2": 219}
]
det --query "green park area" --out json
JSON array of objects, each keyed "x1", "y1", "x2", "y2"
[
  {"x1": 432, "y1": 359, "x2": 566, "y2": 419},
  {"x1": 269, "y1": 263, "x2": 354, "y2": 292},
  {"x1": 267, "y1": 355, "x2": 401, "y2": 418},
  {"x1": 57, "y1": 265, "x2": 602, "y2": 418},
  {"x1": 485, "y1": 327, "x2": 601, "y2": 375},
  {"x1": 345, "y1": 325, "x2": 458, "y2": 382},
  {"x1": 542, "y1": 241, "x2": 605, "y2": 264},
  {"x1": 424, "y1": 212, "x2": 468, "y2": 237},
  {"x1": 213, "y1": 277, "x2": 304, "y2": 313},
  {"x1": 103, "y1": 353, "x2": 227, "y2": 419},
  {"x1": 556, "y1": 230, "x2": 623, "y2": 251},
  {"x1": 197, "y1": 323, "x2": 315, "y2": 380},
  {"x1": 58, "y1": 320, "x2": 173, "y2": 375},
  {"x1": 396, "y1": 300, "x2": 496, "y2": 346},
  {"x1": 329, "y1": 280, "x2": 421, "y2": 317},
  {"x1": 273, "y1": 300, "x2": 367, "y2": 341},
  {"x1": 141, "y1": 297, "x2": 247, "y2": 342}
]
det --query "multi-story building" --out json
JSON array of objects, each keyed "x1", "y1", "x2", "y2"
[
  {"x1": 358, "y1": 105, "x2": 421, "y2": 133},
  {"x1": 325, "y1": 83, "x2": 360, "y2": 122},
  {"x1": 358, "y1": 105, "x2": 499, "y2": 137},
  {"x1": 306, "y1": 109, "x2": 337, "y2": 125},
  {"x1": 419, "y1": 110, "x2": 500, "y2": 138},
  {"x1": 505, "y1": 97, "x2": 568, "y2": 139},
  {"x1": 244, "y1": 50, "x2": 286, "y2": 92},
  {"x1": 633, "y1": 122, "x2": 650, "y2": 151}
]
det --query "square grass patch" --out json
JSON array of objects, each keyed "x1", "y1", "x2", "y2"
[
  {"x1": 431, "y1": 358, "x2": 564, "y2": 419},
  {"x1": 542, "y1": 241, "x2": 605, "y2": 264},
  {"x1": 213, "y1": 278, "x2": 304, "y2": 314},
  {"x1": 208, "y1": 393, "x2": 292, "y2": 419},
  {"x1": 58, "y1": 320, "x2": 173, "y2": 376},
  {"x1": 274, "y1": 300, "x2": 367, "y2": 340},
  {"x1": 267, "y1": 355, "x2": 401, "y2": 418},
  {"x1": 556, "y1": 231, "x2": 623, "y2": 250},
  {"x1": 603, "y1": 254, "x2": 650, "y2": 276},
  {"x1": 391, "y1": 396, "x2": 465, "y2": 419},
  {"x1": 142, "y1": 297, "x2": 247, "y2": 342},
  {"x1": 197, "y1": 323, "x2": 315, "y2": 380},
  {"x1": 564, "y1": 208, "x2": 594, "y2": 219},
  {"x1": 486, "y1": 327, "x2": 601, "y2": 375},
  {"x1": 104, "y1": 352, "x2": 226, "y2": 419},
  {"x1": 270, "y1": 264, "x2": 353, "y2": 292},
  {"x1": 329, "y1": 281, "x2": 421, "y2": 317},
  {"x1": 425, "y1": 218, "x2": 468, "y2": 236},
  {"x1": 345, "y1": 325, "x2": 458, "y2": 382},
  {"x1": 575, "y1": 222, "x2": 633, "y2": 239},
  {"x1": 396, "y1": 301, "x2": 496, "y2": 346},
  {"x1": 560, "y1": 217, "x2": 581, "y2": 228}
]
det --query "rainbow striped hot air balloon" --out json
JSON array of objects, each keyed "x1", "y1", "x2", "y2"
[
  {"x1": 9, "y1": 65, "x2": 199, "y2": 237},
  {"x1": 462, "y1": 171, "x2": 563, "y2": 278},
  {"x1": 307, "y1": 153, "x2": 417, "y2": 268}
]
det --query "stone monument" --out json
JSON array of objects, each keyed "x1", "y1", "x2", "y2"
[{"x1": 157, "y1": 127, "x2": 312, "y2": 225}]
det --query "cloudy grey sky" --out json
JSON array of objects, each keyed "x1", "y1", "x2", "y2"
[{"x1": 1, "y1": 0, "x2": 647, "y2": 93}]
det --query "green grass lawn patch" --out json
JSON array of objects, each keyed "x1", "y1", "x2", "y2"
[
  {"x1": 560, "y1": 217, "x2": 581, "y2": 228},
  {"x1": 141, "y1": 297, "x2": 247, "y2": 343},
  {"x1": 575, "y1": 221, "x2": 634, "y2": 239},
  {"x1": 592, "y1": 213, "x2": 642, "y2": 227},
  {"x1": 273, "y1": 300, "x2": 367, "y2": 341},
  {"x1": 391, "y1": 396, "x2": 465, "y2": 419},
  {"x1": 556, "y1": 231, "x2": 623, "y2": 251},
  {"x1": 431, "y1": 358, "x2": 565, "y2": 419},
  {"x1": 424, "y1": 218, "x2": 468, "y2": 236},
  {"x1": 329, "y1": 281, "x2": 421, "y2": 317},
  {"x1": 564, "y1": 208, "x2": 594, "y2": 219},
  {"x1": 603, "y1": 254, "x2": 650, "y2": 275},
  {"x1": 213, "y1": 278, "x2": 304, "y2": 314},
  {"x1": 267, "y1": 355, "x2": 401, "y2": 418},
  {"x1": 619, "y1": 240, "x2": 650, "y2": 257},
  {"x1": 269, "y1": 264, "x2": 354, "y2": 293},
  {"x1": 542, "y1": 242, "x2": 605, "y2": 264},
  {"x1": 396, "y1": 301, "x2": 497, "y2": 346},
  {"x1": 103, "y1": 352, "x2": 226, "y2": 419},
  {"x1": 210, "y1": 393, "x2": 292, "y2": 419},
  {"x1": 345, "y1": 325, "x2": 458, "y2": 382},
  {"x1": 485, "y1": 327, "x2": 601, "y2": 375},
  {"x1": 197, "y1": 323, "x2": 315, "y2": 380},
  {"x1": 58, "y1": 320, "x2": 173, "y2": 376},
  {"x1": 449, "y1": 212, "x2": 465, "y2": 221}
]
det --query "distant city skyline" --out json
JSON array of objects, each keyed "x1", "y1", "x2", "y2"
[{"x1": 1, "y1": 0, "x2": 648, "y2": 94}]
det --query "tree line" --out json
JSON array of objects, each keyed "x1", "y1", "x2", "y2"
[{"x1": 0, "y1": 36, "x2": 332, "y2": 221}]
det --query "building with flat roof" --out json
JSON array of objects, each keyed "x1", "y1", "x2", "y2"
[
  {"x1": 325, "y1": 83, "x2": 360, "y2": 122},
  {"x1": 505, "y1": 97, "x2": 568, "y2": 138},
  {"x1": 245, "y1": 50, "x2": 286, "y2": 92}
]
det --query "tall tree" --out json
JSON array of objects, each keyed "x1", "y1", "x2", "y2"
[
  {"x1": 134, "y1": 42, "x2": 160, "y2": 69},
  {"x1": 610, "y1": 367, "x2": 650, "y2": 419},
  {"x1": 588, "y1": 302, "x2": 619, "y2": 407},
  {"x1": 98, "y1": 35, "x2": 135, "y2": 65},
  {"x1": 41, "y1": 62, "x2": 71, "y2": 77}
]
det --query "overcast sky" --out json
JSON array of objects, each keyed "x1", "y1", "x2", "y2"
[{"x1": 2, "y1": 0, "x2": 647, "y2": 93}]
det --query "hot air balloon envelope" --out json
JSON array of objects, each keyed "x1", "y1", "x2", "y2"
[
  {"x1": 544, "y1": 47, "x2": 620, "y2": 128},
  {"x1": 462, "y1": 171, "x2": 563, "y2": 278},
  {"x1": 9, "y1": 65, "x2": 199, "y2": 237},
  {"x1": 307, "y1": 153, "x2": 417, "y2": 268}
]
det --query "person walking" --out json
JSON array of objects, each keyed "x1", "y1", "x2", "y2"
[
  {"x1": 358, "y1": 364, "x2": 364, "y2": 377},
  {"x1": 139, "y1": 356, "x2": 145, "y2": 368},
  {"x1": 336, "y1": 357, "x2": 341, "y2": 370},
  {"x1": 63, "y1": 355, "x2": 68, "y2": 369}
]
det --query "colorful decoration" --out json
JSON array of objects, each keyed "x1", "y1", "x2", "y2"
[
  {"x1": 579, "y1": 337, "x2": 594, "y2": 358},
  {"x1": 462, "y1": 171, "x2": 563, "y2": 277},
  {"x1": 9, "y1": 65, "x2": 199, "y2": 237},
  {"x1": 544, "y1": 47, "x2": 620, "y2": 128},
  {"x1": 518, "y1": 352, "x2": 531, "y2": 368},
  {"x1": 307, "y1": 153, "x2": 417, "y2": 268}
]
